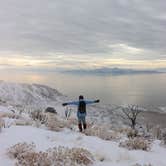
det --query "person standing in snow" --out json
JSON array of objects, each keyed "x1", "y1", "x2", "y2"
[{"x1": 62, "y1": 95, "x2": 100, "y2": 132}]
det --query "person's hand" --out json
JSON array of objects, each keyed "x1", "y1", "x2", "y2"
[
  {"x1": 95, "y1": 99, "x2": 100, "y2": 103},
  {"x1": 62, "y1": 103, "x2": 68, "y2": 106}
]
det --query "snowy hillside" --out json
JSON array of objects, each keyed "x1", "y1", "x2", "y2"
[
  {"x1": 0, "y1": 81, "x2": 63, "y2": 107},
  {"x1": 0, "y1": 125, "x2": 166, "y2": 166},
  {"x1": 0, "y1": 105, "x2": 166, "y2": 166},
  {"x1": 0, "y1": 82, "x2": 166, "y2": 166}
]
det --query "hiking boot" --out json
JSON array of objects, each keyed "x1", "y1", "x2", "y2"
[
  {"x1": 83, "y1": 123, "x2": 87, "y2": 130},
  {"x1": 78, "y1": 123, "x2": 82, "y2": 132}
]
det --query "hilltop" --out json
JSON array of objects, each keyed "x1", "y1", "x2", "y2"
[{"x1": 0, "y1": 82, "x2": 166, "y2": 166}]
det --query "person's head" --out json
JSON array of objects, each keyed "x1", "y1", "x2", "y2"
[{"x1": 79, "y1": 95, "x2": 84, "y2": 100}]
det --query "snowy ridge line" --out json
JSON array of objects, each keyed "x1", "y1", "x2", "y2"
[{"x1": 0, "y1": 81, "x2": 63, "y2": 107}]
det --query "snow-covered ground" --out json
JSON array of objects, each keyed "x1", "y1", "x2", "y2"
[
  {"x1": 0, "y1": 81, "x2": 166, "y2": 166},
  {"x1": 1, "y1": 124, "x2": 166, "y2": 166}
]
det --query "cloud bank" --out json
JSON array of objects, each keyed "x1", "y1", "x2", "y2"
[{"x1": 0, "y1": 0, "x2": 166, "y2": 70}]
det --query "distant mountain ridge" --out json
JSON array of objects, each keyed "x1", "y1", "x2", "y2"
[{"x1": 64, "y1": 67, "x2": 164, "y2": 75}]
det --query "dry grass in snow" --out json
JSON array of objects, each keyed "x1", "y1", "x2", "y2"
[
  {"x1": 46, "y1": 113, "x2": 77, "y2": 132},
  {"x1": 7, "y1": 142, "x2": 36, "y2": 159},
  {"x1": 30, "y1": 110, "x2": 48, "y2": 124},
  {"x1": 0, "y1": 118, "x2": 5, "y2": 132},
  {"x1": 7, "y1": 143, "x2": 94, "y2": 166},
  {"x1": 132, "y1": 164, "x2": 153, "y2": 166},
  {"x1": 119, "y1": 137, "x2": 151, "y2": 151},
  {"x1": 84, "y1": 125, "x2": 120, "y2": 141}
]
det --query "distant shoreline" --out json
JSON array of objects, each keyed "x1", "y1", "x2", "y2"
[{"x1": 62, "y1": 67, "x2": 166, "y2": 76}]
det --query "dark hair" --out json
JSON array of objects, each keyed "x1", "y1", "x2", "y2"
[{"x1": 79, "y1": 95, "x2": 84, "y2": 100}]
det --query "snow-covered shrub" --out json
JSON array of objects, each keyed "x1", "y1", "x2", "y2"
[
  {"x1": 2, "y1": 117, "x2": 16, "y2": 128},
  {"x1": 67, "y1": 117, "x2": 78, "y2": 127},
  {"x1": 30, "y1": 110, "x2": 76, "y2": 131},
  {"x1": 32, "y1": 120, "x2": 43, "y2": 128},
  {"x1": 162, "y1": 131, "x2": 166, "y2": 145},
  {"x1": 16, "y1": 151, "x2": 51, "y2": 166},
  {"x1": 160, "y1": 130, "x2": 166, "y2": 146},
  {"x1": 84, "y1": 125, "x2": 120, "y2": 141},
  {"x1": 0, "y1": 112, "x2": 33, "y2": 127},
  {"x1": 68, "y1": 147, "x2": 94, "y2": 165},
  {"x1": 8, "y1": 143, "x2": 51, "y2": 166},
  {"x1": 6, "y1": 113, "x2": 20, "y2": 119},
  {"x1": 151, "y1": 126, "x2": 162, "y2": 139},
  {"x1": 46, "y1": 113, "x2": 67, "y2": 131},
  {"x1": 0, "y1": 118, "x2": 5, "y2": 132},
  {"x1": 132, "y1": 164, "x2": 153, "y2": 166},
  {"x1": 0, "y1": 112, "x2": 20, "y2": 119},
  {"x1": 46, "y1": 113, "x2": 77, "y2": 132},
  {"x1": 30, "y1": 110, "x2": 47, "y2": 124},
  {"x1": 119, "y1": 137, "x2": 151, "y2": 151},
  {"x1": 115, "y1": 127, "x2": 133, "y2": 136},
  {"x1": 8, "y1": 142, "x2": 36, "y2": 159},
  {"x1": 127, "y1": 129, "x2": 138, "y2": 138},
  {"x1": 143, "y1": 124, "x2": 164, "y2": 140},
  {"x1": 145, "y1": 123, "x2": 153, "y2": 133},
  {"x1": 8, "y1": 143, "x2": 94, "y2": 166},
  {"x1": 48, "y1": 146, "x2": 94, "y2": 166},
  {"x1": 15, "y1": 119, "x2": 33, "y2": 126},
  {"x1": 1, "y1": 110, "x2": 35, "y2": 127}
]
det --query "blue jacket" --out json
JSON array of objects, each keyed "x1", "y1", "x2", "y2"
[
  {"x1": 65, "y1": 99, "x2": 96, "y2": 106},
  {"x1": 63, "y1": 99, "x2": 99, "y2": 112}
]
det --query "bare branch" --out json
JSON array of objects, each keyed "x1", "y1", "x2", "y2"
[{"x1": 121, "y1": 105, "x2": 142, "y2": 129}]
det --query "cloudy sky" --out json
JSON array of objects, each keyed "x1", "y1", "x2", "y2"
[{"x1": 0, "y1": 0, "x2": 166, "y2": 70}]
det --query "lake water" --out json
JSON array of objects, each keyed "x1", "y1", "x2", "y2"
[{"x1": 1, "y1": 70, "x2": 166, "y2": 108}]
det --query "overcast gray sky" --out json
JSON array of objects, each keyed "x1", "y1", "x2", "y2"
[{"x1": 0, "y1": 0, "x2": 166, "y2": 70}]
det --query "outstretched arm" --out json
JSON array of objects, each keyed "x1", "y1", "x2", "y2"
[
  {"x1": 62, "y1": 101, "x2": 79, "y2": 106},
  {"x1": 85, "y1": 99, "x2": 100, "y2": 105}
]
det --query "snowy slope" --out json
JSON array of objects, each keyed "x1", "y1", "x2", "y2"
[
  {"x1": 0, "y1": 82, "x2": 166, "y2": 166},
  {"x1": 0, "y1": 125, "x2": 166, "y2": 166},
  {"x1": 0, "y1": 81, "x2": 63, "y2": 107},
  {"x1": 0, "y1": 81, "x2": 120, "y2": 125}
]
